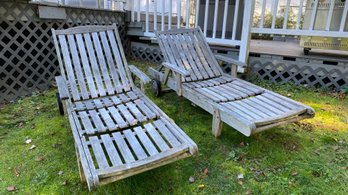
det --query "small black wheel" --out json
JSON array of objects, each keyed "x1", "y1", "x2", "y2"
[
  {"x1": 151, "y1": 79, "x2": 162, "y2": 97},
  {"x1": 304, "y1": 48, "x2": 310, "y2": 55},
  {"x1": 56, "y1": 92, "x2": 64, "y2": 116}
]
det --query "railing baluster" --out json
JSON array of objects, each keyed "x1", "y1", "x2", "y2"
[
  {"x1": 177, "y1": 0, "x2": 181, "y2": 28},
  {"x1": 212, "y1": 0, "x2": 219, "y2": 38},
  {"x1": 309, "y1": 0, "x2": 319, "y2": 30},
  {"x1": 203, "y1": 0, "x2": 209, "y2": 36},
  {"x1": 154, "y1": 0, "x2": 157, "y2": 32},
  {"x1": 221, "y1": 0, "x2": 229, "y2": 39},
  {"x1": 169, "y1": 0, "x2": 172, "y2": 29},
  {"x1": 271, "y1": 0, "x2": 279, "y2": 29},
  {"x1": 137, "y1": 0, "x2": 141, "y2": 22},
  {"x1": 162, "y1": 0, "x2": 165, "y2": 31},
  {"x1": 260, "y1": 0, "x2": 266, "y2": 28},
  {"x1": 296, "y1": 0, "x2": 304, "y2": 30},
  {"x1": 131, "y1": 0, "x2": 135, "y2": 22},
  {"x1": 232, "y1": 0, "x2": 240, "y2": 40},
  {"x1": 283, "y1": 0, "x2": 291, "y2": 29},
  {"x1": 340, "y1": 1, "x2": 348, "y2": 32},
  {"x1": 195, "y1": 0, "x2": 200, "y2": 28},
  {"x1": 326, "y1": 0, "x2": 335, "y2": 31},
  {"x1": 146, "y1": 0, "x2": 149, "y2": 33},
  {"x1": 186, "y1": 0, "x2": 190, "y2": 28}
]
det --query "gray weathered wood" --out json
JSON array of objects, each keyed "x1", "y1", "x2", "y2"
[
  {"x1": 52, "y1": 24, "x2": 198, "y2": 190},
  {"x1": 151, "y1": 27, "x2": 315, "y2": 138}
]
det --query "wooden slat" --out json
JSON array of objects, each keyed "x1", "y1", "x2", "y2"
[
  {"x1": 176, "y1": 33, "x2": 204, "y2": 80},
  {"x1": 58, "y1": 35, "x2": 80, "y2": 101},
  {"x1": 194, "y1": 29, "x2": 222, "y2": 76},
  {"x1": 107, "y1": 30, "x2": 130, "y2": 91},
  {"x1": 243, "y1": 98, "x2": 279, "y2": 116},
  {"x1": 168, "y1": 34, "x2": 198, "y2": 81},
  {"x1": 75, "y1": 34, "x2": 98, "y2": 98},
  {"x1": 134, "y1": 99, "x2": 157, "y2": 119},
  {"x1": 91, "y1": 32, "x2": 115, "y2": 95},
  {"x1": 126, "y1": 102, "x2": 147, "y2": 122},
  {"x1": 144, "y1": 123, "x2": 170, "y2": 152},
  {"x1": 89, "y1": 136, "x2": 109, "y2": 169},
  {"x1": 188, "y1": 31, "x2": 216, "y2": 78},
  {"x1": 182, "y1": 33, "x2": 210, "y2": 79},
  {"x1": 235, "y1": 101, "x2": 270, "y2": 118},
  {"x1": 134, "y1": 127, "x2": 159, "y2": 156},
  {"x1": 112, "y1": 132, "x2": 135, "y2": 163},
  {"x1": 153, "y1": 120, "x2": 181, "y2": 147},
  {"x1": 89, "y1": 110, "x2": 107, "y2": 132},
  {"x1": 99, "y1": 31, "x2": 123, "y2": 93},
  {"x1": 255, "y1": 95, "x2": 290, "y2": 113},
  {"x1": 123, "y1": 129, "x2": 148, "y2": 160},
  {"x1": 67, "y1": 34, "x2": 89, "y2": 99},
  {"x1": 221, "y1": 102, "x2": 258, "y2": 121},
  {"x1": 117, "y1": 104, "x2": 137, "y2": 126},
  {"x1": 83, "y1": 33, "x2": 106, "y2": 97},
  {"x1": 100, "y1": 134, "x2": 123, "y2": 166},
  {"x1": 107, "y1": 107, "x2": 128, "y2": 128},
  {"x1": 78, "y1": 111, "x2": 95, "y2": 134},
  {"x1": 99, "y1": 108, "x2": 117, "y2": 130}
]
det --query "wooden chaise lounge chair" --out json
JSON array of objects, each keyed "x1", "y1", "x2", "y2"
[
  {"x1": 52, "y1": 24, "x2": 197, "y2": 190},
  {"x1": 148, "y1": 28, "x2": 315, "y2": 137}
]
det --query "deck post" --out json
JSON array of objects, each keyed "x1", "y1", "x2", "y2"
[{"x1": 239, "y1": 0, "x2": 255, "y2": 65}]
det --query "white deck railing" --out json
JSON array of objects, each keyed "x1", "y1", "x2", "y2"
[
  {"x1": 252, "y1": 0, "x2": 348, "y2": 38},
  {"x1": 129, "y1": 0, "x2": 247, "y2": 46},
  {"x1": 31, "y1": 0, "x2": 125, "y2": 11},
  {"x1": 127, "y1": 0, "x2": 348, "y2": 62}
]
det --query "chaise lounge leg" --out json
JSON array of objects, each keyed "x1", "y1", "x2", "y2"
[
  {"x1": 212, "y1": 108, "x2": 223, "y2": 138},
  {"x1": 75, "y1": 144, "x2": 86, "y2": 183}
]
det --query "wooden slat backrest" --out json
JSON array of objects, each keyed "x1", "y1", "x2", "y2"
[
  {"x1": 157, "y1": 27, "x2": 223, "y2": 82},
  {"x1": 52, "y1": 24, "x2": 133, "y2": 101}
]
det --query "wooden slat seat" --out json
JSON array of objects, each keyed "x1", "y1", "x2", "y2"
[
  {"x1": 150, "y1": 27, "x2": 315, "y2": 137},
  {"x1": 52, "y1": 25, "x2": 197, "y2": 190},
  {"x1": 184, "y1": 77, "x2": 264, "y2": 103},
  {"x1": 73, "y1": 91, "x2": 139, "y2": 111},
  {"x1": 73, "y1": 96, "x2": 160, "y2": 135},
  {"x1": 80, "y1": 117, "x2": 192, "y2": 179},
  {"x1": 219, "y1": 91, "x2": 308, "y2": 127}
]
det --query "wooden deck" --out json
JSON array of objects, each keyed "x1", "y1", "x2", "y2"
[{"x1": 250, "y1": 40, "x2": 348, "y2": 62}]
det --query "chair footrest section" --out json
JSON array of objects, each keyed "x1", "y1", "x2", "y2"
[{"x1": 76, "y1": 117, "x2": 197, "y2": 189}]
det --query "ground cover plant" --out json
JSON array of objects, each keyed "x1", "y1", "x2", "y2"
[{"x1": 0, "y1": 61, "x2": 347, "y2": 194}]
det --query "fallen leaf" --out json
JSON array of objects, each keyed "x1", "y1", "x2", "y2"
[
  {"x1": 14, "y1": 168, "x2": 20, "y2": 177},
  {"x1": 29, "y1": 145, "x2": 36, "y2": 150},
  {"x1": 7, "y1": 185, "x2": 16, "y2": 192},
  {"x1": 245, "y1": 190, "x2": 252, "y2": 195},
  {"x1": 62, "y1": 180, "x2": 68, "y2": 186},
  {"x1": 189, "y1": 176, "x2": 195, "y2": 183},
  {"x1": 237, "y1": 173, "x2": 244, "y2": 180},
  {"x1": 35, "y1": 156, "x2": 45, "y2": 162},
  {"x1": 239, "y1": 142, "x2": 245, "y2": 147},
  {"x1": 25, "y1": 139, "x2": 32, "y2": 144},
  {"x1": 198, "y1": 184, "x2": 205, "y2": 189},
  {"x1": 291, "y1": 170, "x2": 298, "y2": 176},
  {"x1": 203, "y1": 168, "x2": 209, "y2": 175},
  {"x1": 238, "y1": 180, "x2": 243, "y2": 185},
  {"x1": 18, "y1": 122, "x2": 24, "y2": 128}
]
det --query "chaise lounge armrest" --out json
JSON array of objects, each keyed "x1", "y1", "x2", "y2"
[
  {"x1": 162, "y1": 62, "x2": 190, "y2": 77},
  {"x1": 129, "y1": 65, "x2": 151, "y2": 84},
  {"x1": 55, "y1": 76, "x2": 69, "y2": 100},
  {"x1": 215, "y1": 55, "x2": 247, "y2": 68}
]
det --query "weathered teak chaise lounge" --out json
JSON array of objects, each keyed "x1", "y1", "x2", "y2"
[
  {"x1": 149, "y1": 28, "x2": 315, "y2": 137},
  {"x1": 52, "y1": 24, "x2": 197, "y2": 190}
]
